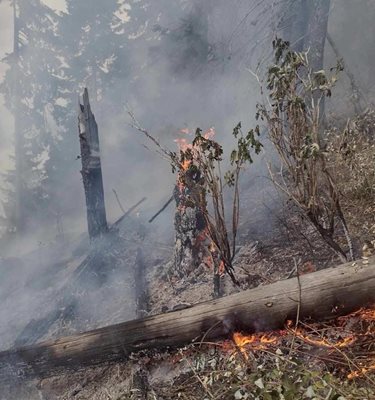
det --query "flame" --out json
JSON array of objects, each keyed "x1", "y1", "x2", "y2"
[
  {"x1": 174, "y1": 137, "x2": 192, "y2": 153},
  {"x1": 203, "y1": 127, "x2": 215, "y2": 140},
  {"x1": 290, "y1": 328, "x2": 356, "y2": 348},
  {"x1": 181, "y1": 158, "x2": 191, "y2": 171},
  {"x1": 348, "y1": 364, "x2": 375, "y2": 380},
  {"x1": 228, "y1": 308, "x2": 374, "y2": 379},
  {"x1": 232, "y1": 332, "x2": 280, "y2": 358},
  {"x1": 340, "y1": 307, "x2": 375, "y2": 322},
  {"x1": 218, "y1": 260, "x2": 225, "y2": 276}
]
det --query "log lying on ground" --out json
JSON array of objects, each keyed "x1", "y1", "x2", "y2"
[{"x1": 1, "y1": 258, "x2": 374, "y2": 381}]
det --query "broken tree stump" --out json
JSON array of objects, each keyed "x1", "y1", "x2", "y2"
[
  {"x1": 79, "y1": 88, "x2": 108, "y2": 240},
  {"x1": 0, "y1": 258, "x2": 374, "y2": 380}
]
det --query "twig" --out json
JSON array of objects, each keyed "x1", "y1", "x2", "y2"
[
  {"x1": 148, "y1": 195, "x2": 174, "y2": 223},
  {"x1": 288, "y1": 258, "x2": 302, "y2": 355},
  {"x1": 112, "y1": 189, "x2": 125, "y2": 214},
  {"x1": 199, "y1": 320, "x2": 223, "y2": 348},
  {"x1": 182, "y1": 352, "x2": 215, "y2": 399},
  {"x1": 111, "y1": 197, "x2": 147, "y2": 228}
]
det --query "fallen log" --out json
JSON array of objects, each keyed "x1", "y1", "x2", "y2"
[{"x1": 1, "y1": 258, "x2": 374, "y2": 381}]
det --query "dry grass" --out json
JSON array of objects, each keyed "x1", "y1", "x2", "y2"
[{"x1": 327, "y1": 109, "x2": 375, "y2": 251}]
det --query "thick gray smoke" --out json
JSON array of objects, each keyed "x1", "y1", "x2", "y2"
[{"x1": 0, "y1": 0, "x2": 374, "y2": 365}]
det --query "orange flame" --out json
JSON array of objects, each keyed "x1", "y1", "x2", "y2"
[
  {"x1": 203, "y1": 127, "x2": 215, "y2": 140},
  {"x1": 291, "y1": 328, "x2": 356, "y2": 348},
  {"x1": 232, "y1": 332, "x2": 280, "y2": 358},
  {"x1": 348, "y1": 364, "x2": 375, "y2": 380},
  {"x1": 228, "y1": 308, "x2": 374, "y2": 378}
]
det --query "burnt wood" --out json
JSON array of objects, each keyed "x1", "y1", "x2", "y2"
[
  {"x1": 79, "y1": 88, "x2": 108, "y2": 240},
  {"x1": 1, "y1": 258, "x2": 374, "y2": 381}
]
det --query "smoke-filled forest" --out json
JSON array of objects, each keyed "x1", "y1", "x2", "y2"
[{"x1": 0, "y1": 0, "x2": 374, "y2": 398}]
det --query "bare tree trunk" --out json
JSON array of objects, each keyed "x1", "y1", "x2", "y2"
[
  {"x1": 304, "y1": 0, "x2": 331, "y2": 72},
  {"x1": 12, "y1": 0, "x2": 26, "y2": 233},
  {"x1": 305, "y1": 0, "x2": 331, "y2": 121},
  {"x1": 284, "y1": 0, "x2": 310, "y2": 51},
  {"x1": 283, "y1": 0, "x2": 331, "y2": 120},
  {"x1": 78, "y1": 88, "x2": 108, "y2": 240}
]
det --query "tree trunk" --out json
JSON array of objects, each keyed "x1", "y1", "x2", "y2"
[
  {"x1": 78, "y1": 88, "x2": 108, "y2": 240},
  {"x1": 283, "y1": 0, "x2": 331, "y2": 119},
  {"x1": 304, "y1": 0, "x2": 331, "y2": 72},
  {"x1": 12, "y1": 0, "x2": 26, "y2": 233},
  {"x1": 173, "y1": 176, "x2": 207, "y2": 277},
  {"x1": 0, "y1": 258, "x2": 374, "y2": 381}
]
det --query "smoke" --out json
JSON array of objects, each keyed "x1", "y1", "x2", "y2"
[
  {"x1": 0, "y1": 2, "x2": 374, "y2": 384},
  {"x1": 0, "y1": 1, "x2": 14, "y2": 214}
]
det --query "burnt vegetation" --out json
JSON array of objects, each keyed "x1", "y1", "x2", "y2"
[{"x1": 0, "y1": 0, "x2": 374, "y2": 398}]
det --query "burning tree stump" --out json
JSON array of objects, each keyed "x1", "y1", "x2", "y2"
[
  {"x1": 173, "y1": 184, "x2": 206, "y2": 277},
  {"x1": 173, "y1": 156, "x2": 209, "y2": 279},
  {"x1": 173, "y1": 132, "x2": 227, "y2": 297},
  {"x1": 78, "y1": 88, "x2": 108, "y2": 240}
]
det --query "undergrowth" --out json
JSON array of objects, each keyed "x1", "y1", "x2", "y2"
[{"x1": 327, "y1": 109, "x2": 375, "y2": 250}]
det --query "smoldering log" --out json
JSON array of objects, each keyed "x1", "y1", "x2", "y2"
[
  {"x1": 79, "y1": 88, "x2": 108, "y2": 240},
  {"x1": 0, "y1": 258, "x2": 374, "y2": 381}
]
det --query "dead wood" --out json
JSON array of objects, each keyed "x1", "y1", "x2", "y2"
[
  {"x1": 111, "y1": 197, "x2": 147, "y2": 228},
  {"x1": 148, "y1": 195, "x2": 174, "y2": 223},
  {"x1": 78, "y1": 88, "x2": 108, "y2": 239},
  {"x1": 1, "y1": 258, "x2": 374, "y2": 381}
]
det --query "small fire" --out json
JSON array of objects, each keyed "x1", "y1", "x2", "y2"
[
  {"x1": 340, "y1": 307, "x2": 375, "y2": 322},
  {"x1": 290, "y1": 328, "x2": 356, "y2": 349},
  {"x1": 203, "y1": 127, "x2": 215, "y2": 140},
  {"x1": 232, "y1": 332, "x2": 280, "y2": 358},
  {"x1": 181, "y1": 158, "x2": 191, "y2": 172},
  {"x1": 228, "y1": 307, "x2": 374, "y2": 380},
  {"x1": 348, "y1": 364, "x2": 375, "y2": 380},
  {"x1": 174, "y1": 137, "x2": 192, "y2": 153}
]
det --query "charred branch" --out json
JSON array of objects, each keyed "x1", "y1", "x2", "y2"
[{"x1": 148, "y1": 195, "x2": 174, "y2": 223}]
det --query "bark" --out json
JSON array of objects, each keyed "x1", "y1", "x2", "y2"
[
  {"x1": 304, "y1": 0, "x2": 331, "y2": 72},
  {"x1": 1, "y1": 258, "x2": 374, "y2": 381},
  {"x1": 79, "y1": 88, "x2": 108, "y2": 240},
  {"x1": 173, "y1": 180, "x2": 207, "y2": 277},
  {"x1": 326, "y1": 33, "x2": 366, "y2": 113},
  {"x1": 283, "y1": 0, "x2": 310, "y2": 51}
]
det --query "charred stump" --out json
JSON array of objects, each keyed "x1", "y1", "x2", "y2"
[
  {"x1": 173, "y1": 166, "x2": 209, "y2": 279},
  {"x1": 78, "y1": 88, "x2": 108, "y2": 240}
]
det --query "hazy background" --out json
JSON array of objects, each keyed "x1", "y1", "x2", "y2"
[{"x1": 0, "y1": 0, "x2": 374, "y2": 251}]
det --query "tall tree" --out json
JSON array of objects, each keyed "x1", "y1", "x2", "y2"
[
  {"x1": 283, "y1": 0, "x2": 331, "y2": 69},
  {"x1": 0, "y1": 0, "x2": 66, "y2": 233}
]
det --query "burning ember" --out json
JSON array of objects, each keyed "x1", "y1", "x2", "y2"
[{"x1": 227, "y1": 307, "x2": 375, "y2": 380}]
